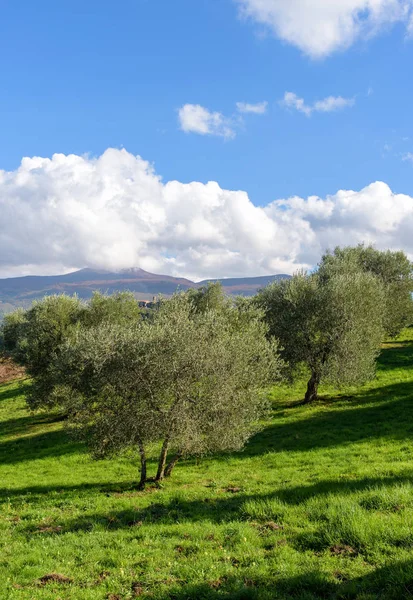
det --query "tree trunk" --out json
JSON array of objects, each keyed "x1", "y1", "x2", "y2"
[
  {"x1": 138, "y1": 440, "x2": 147, "y2": 490},
  {"x1": 304, "y1": 371, "x2": 320, "y2": 404},
  {"x1": 164, "y1": 451, "x2": 183, "y2": 478},
  {"x1": 155, "y1": 438, "x2": 170, "y2": 481}
]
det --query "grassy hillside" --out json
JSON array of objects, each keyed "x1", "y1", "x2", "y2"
[{"x1": 1, "y1": 331, "x2": 413, "y2": 599}]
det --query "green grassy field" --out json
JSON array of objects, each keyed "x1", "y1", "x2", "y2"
[{"x1": 1, "y1": 331, "x2": 413, "y2": 599}]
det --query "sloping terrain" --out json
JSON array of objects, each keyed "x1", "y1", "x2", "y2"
[
  {"x1": 1, "y1": 331, "x2": 413, "y2": 598},
  {"x1": 0, "y1": 269, "x2": 289, "y2": 311}
]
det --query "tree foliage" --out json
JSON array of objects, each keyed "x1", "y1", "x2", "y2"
[
  {"x1": 0, "y1": 309, "x2": 28, "y2": 363},
  {"x1": 319, "y1": 244, "x2": 413, "y2": 337},
  {"x1": 186, "y1": 281, "x2": 228, "y2": 314},
  {"x1": 257, "y1": 270, "x2": 385, "y2": 403},
  {"x1": 52, "y1": 294, "x2": 281, "y2": 488},
  {"x1": 0, "y1": 292, "x2": 141, "y2": 409},
  {"x1": 79, "y1": 291, "x2": 142, "y2": 327}
]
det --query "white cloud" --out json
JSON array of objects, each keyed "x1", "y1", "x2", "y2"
[
  {"x1": 402, "y1": 152, "x2": 413, "y2": 163},
  {"x1": 178, "y1": 104, "x2": 235, "y2": 138},
  {"x1": 1, "y1": 149, "x2": 413, "y2": 281},
  {"x1": 282, "y1": 92, "x2": 355, "y2": 116},
  {"x1": 313, "y1": 96, "x2": 355, "y2": 112},
  {"x1": 282, "y1": 92, "x2": 313, "y2": 116},
  {"x1": 236, "y1": 101, "x2": 268, "y2": 114},
  {"x1": 235, "y1": 0, "x2": 413, "y2": 58}
]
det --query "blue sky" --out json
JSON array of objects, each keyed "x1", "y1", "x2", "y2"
[{"x1": 1, "y1": 0, "x2": 413, "y2": 279}]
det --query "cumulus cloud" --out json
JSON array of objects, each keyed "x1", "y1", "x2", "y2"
[
  {"x1": 236, "y1": 101, "x2": 268, "y2": 114},
  {"x1": 178, "y1": 104, "x2": 235, "y2": 138},
  {"x1": 235, "y1": 0, "x2": 413, "y2": 58},
  {"x1": 282, "y1": 92, "x2": 355, "y2": 116},
  {"x1": 0, "y1": 149, "x2": 413, "y2": 280}
]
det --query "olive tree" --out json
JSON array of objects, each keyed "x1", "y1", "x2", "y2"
[
  {"x1": 0, "y1": 309, "x2": 28, "y2": 363},
  {"x1": 0, "y1": 292, "x2": 141, "y2": 410},
  {"x1": 79, "y1": 291, "x2": 141, "y2": 327},
  {"x1": 257, "y1": 270, "x2": 385, "y2": 403},
  {"x1": 186, "y1": 281, "x2": 228, "y2": 314},
  {"x1": 16, "y1": 295, "x2": 84, "y2": 409},
  {"x1": 319, "y1": 245, "x2": 413, "y2": 337},
  {"x1": 53, "y1": 294, "x2": 281, "y2": 489}
]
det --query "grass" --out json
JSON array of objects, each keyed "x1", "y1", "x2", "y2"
[{"x1": 1, "y1": 331, "x2": 413, "y2": 599}]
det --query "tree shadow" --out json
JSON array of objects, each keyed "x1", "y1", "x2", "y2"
[
  {"x1": 0, "y1": 412, "x2": 65, "y2": 439},
  {"x1": 149, "y1": 580, "x2": 276, "y2": 600},
  {"x1": 275, "y1": 470, "x2": 413, "y2": 505},
  {"x1": 146, "y1": 558, "x2": 413, "y2": 599},
  {"x1": 0, "y1": 428, "x2": 82, "y2": 465},
  {"x1": 16, "y1": 471, "x2": 412, "y2": 534},
  {"x1": 242, "y1": 380, "x2": 413, "y2": 458},
  {"x1": 0, "y1": 479, "x2": 141, "y2": 502},
  {"x1": 378, "y1": 339, "x2": 413, "y2": 372},
  {"x1": 271, "y1": 558, "x2": 413, "y2": 600},
  {"x1": 337, "y1": 557, "x2": 413, "y2": 599},
  {"x1": 0, "y1": 384, "x2": 25, "y2": 403}
]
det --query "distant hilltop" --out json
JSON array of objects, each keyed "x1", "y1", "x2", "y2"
[{"x1": 0, "y1": 268, "x2": 290, "y2": 312}]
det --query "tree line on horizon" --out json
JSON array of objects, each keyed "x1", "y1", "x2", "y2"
[{"x1": 1, "y1": 244, "x2": 412, "y2": 489}]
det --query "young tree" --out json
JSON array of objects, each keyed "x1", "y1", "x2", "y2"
[
  {"x1": 257, "y1": 270, "x2": 385, "y2": 403},
  {"x1": 53, "y1": 294, "x2": 281, "y2": 489},
  {"x1": 319, "y1": 245, "x2": 413, "y2": 337}
]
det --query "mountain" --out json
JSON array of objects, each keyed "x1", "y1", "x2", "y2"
[{"x1": 0, "y1": 268, "x2": 290, "y2": 313}]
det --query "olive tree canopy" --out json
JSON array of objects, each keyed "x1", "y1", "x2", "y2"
[
  {"x1": 0, "y1": 292, "x2": 141, "y2": 410},
  {"x1": 257, "y1": 270, "x2": 385, "y2": 403},
  {"x1": 319, "y1": 244, "x2": 413, "y2": 337},
  {"x1": 186, "y1": 281, "x2": 228, "y2": 314},
  {"x1": 53, "y1": 294, "x2": 281, "y2": 488}
]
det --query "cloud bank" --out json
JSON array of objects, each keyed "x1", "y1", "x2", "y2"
[
  {"x1": 1, "y1": 148, "x2": 413, "y2": 280},
  {"x1": 235, "y1": 0, "x2": 413, "y2": 57}
]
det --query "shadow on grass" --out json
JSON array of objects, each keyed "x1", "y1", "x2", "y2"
[
  {"x1": 337, "y1": 557, "x2": 413, "y2": 599},
  {"x1": 1, "y1": 379, "x2": 412, "y2": 472},
  {"x1": 0, "y1": 412, "x2": 66, "y2": 439},
  {"x1": 243, "y1": 380, "x2": 413, "y2": 458},
  {"x1": 155, "y1": 574, "x2": 335, "y2": 600},
  {"x1": 11, "y1": 471, "x2": 413, "y2": 532},
  {"x1": 379, "y1": 339, "x2": 413, "y2": 372},
  {"x1": 0, "y1": 479, "x2": 146, "y2": 502},
  {"x1": 0, "y1": 428, "x2": 82, "y2": 465},
  {"x1": 139, "y1": 559, "x2": 413, "y2": 600},
  {"x1": 139, "y1": 558, "x2": 413, "y2": 599},
  {"x1": 0, "y1": 384, "x2": 26, "y2": 403}
]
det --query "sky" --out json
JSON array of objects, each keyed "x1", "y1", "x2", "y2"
[{"x1": 1, "y1": 0, "x2": 413, "y2": 280}]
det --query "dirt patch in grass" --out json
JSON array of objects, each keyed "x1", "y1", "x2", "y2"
[
  {"x1": 330, "y1": 544, "x2": 357, "y2": 556},
  {"x1": 37, "y1": 573, "x2": 73, "y2": 585},
  {"x1": 0, "y1": 357, "x2": 25, "y2": 383},
  {"x1": 132, "y1": 581, "x2": 144, "y2": 596}
]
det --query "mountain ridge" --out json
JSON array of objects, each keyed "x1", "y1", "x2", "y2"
[{"x1": 0, "y1": 268, "x2": 290, "y2": 312}]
